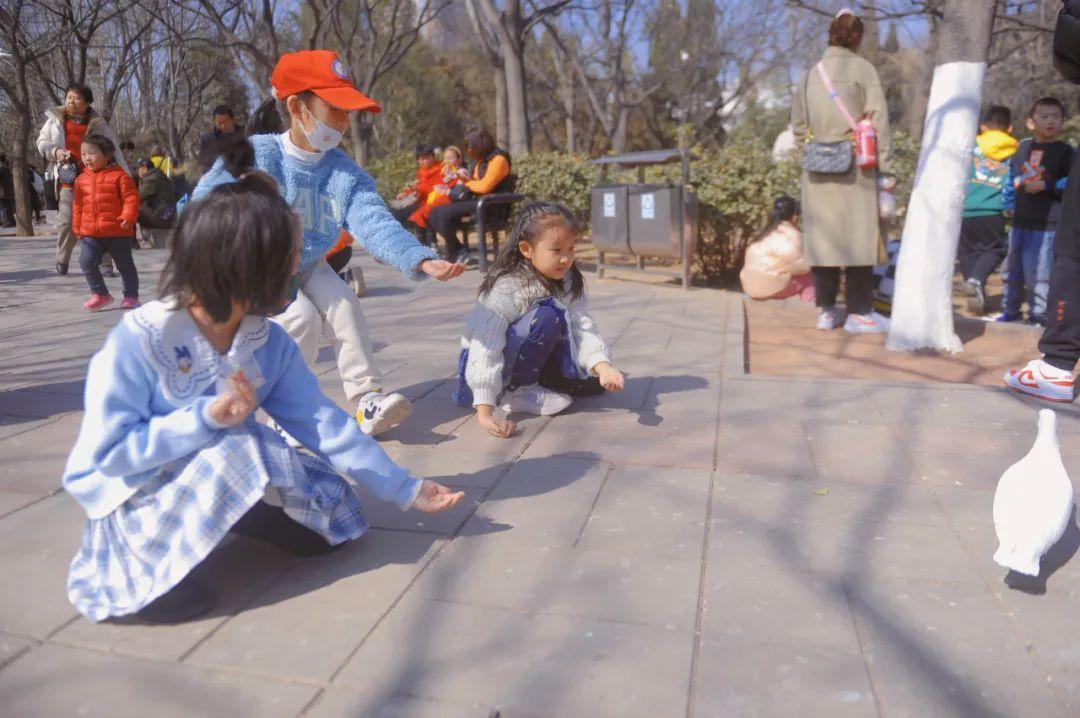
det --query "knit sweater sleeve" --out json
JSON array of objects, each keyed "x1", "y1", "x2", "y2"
[
  {"x1": 62, "y1": 322, "x2": 224, "y2": 519},
  {"x1": 464, "y1": 283, "x2": 522, "y2": 407},
  {"x1": 567, "y1": 293, "x2": 611, "y2": 372},
  {"x1": 340, "y1": 159, "x2": 438, "y2": 278},
  {"x1": 260, "y1": 325, "x2": 421, "y2": 509}
]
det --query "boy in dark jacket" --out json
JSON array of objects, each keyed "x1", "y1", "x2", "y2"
[
  {"x1": 1005, "y1": 2, "x2": 1080, "y2": 401},
  {"x1": 997, "y1": 97, "x2": 1074, "y2": 325}
]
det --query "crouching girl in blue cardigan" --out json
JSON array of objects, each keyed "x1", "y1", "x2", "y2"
[{"x1": 62, "y1": 175, "x2": 463, "y2": 624}]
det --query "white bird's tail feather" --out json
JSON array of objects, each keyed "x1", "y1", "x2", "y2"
[{"x1": 993, "y1": 545, "x2": 1041, "y2": 576}]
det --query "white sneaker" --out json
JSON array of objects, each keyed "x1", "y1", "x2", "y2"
[
  {"x1": 344, "y1": 267, "x2": 365, "y2": 297},
  {"x1": 356, "y1": 392, "x2": 413, "y2": 436},
  {"x1": 499, "y1": 385, "x2": 572, "y2": 416},
  {"x1": 1004, "y1": 359, "x2": 1076, "y2": 403},
  {"x1": 843, "y1": 311, "x2": 890, "y2": 334},
  {"x1": 817, "y1": 308, "x2": 842, "y2": 330}
]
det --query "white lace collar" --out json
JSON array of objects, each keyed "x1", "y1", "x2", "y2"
[{"x1": 127, "y1": 299, "x2": 270, "y2": 407}]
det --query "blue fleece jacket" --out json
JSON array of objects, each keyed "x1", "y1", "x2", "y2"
[
  {"x1": 193, "y1": 132, "x2": 437, "y2": 276},
  {"x1": 62, "y1": 300, "x2": 421, "y2": 519}
]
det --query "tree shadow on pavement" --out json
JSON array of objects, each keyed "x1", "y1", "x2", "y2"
[{"x1": 168, "y1": 452, "x2": 600, "y2": 620}]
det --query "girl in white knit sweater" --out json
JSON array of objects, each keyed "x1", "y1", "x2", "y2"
[{"x1": 453, "y1": 202, "x2": 625, "y2": 438}]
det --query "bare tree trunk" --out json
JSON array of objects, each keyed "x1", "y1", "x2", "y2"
[
  {"x1": 350, "y1": 113, "x2": 372, "y2": 167},
  {"x1": 553, "y1": 43, "x2": 575, "y2": 153},
  {"x1": 494, "y1": 64, "x2": 509, "y2": 148},
  {"x1": 908, "y1": 3, "x2": 944, "y2": 139},
  {"x1": 887, "y1": 0, "x2": 997, "y2": 353},
  {"x1": 12, "y1": 112, "x2": 34, "y2": 237},
  {"x1": 503, "y1": 40, "x2": 530, "y2": 155}
]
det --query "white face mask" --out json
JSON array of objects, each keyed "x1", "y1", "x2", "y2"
[{"x1": 300, "y1": 105, "x2": 344, "y2": 152}]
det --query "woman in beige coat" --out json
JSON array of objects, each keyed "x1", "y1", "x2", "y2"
[{"x1": 792, "y1": 10, "x2": 894, "y2": 333}]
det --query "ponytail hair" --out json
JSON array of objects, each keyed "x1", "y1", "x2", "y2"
[
  {"x1": 247, "y1": 90, "x2": 317, "y2": 137},
  {"x1": 749, "y1": 195, "x2": 799, "y2": 245}
]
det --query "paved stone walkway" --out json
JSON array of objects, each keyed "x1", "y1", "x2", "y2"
[{"x1": 1, "y1": 231, "x2": 1079, "y2": 717}]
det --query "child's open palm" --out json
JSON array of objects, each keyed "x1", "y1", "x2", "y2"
[
  {"x1": 413, "y1": 480, "x2": 465, "y2": 513},
  {"x1": 420, "y1": 259, "x2": 466, "y2": 281},
  {"x1": 596, "y1": 363, "x2": 625, "y2": 392},
  {"x1": 208, "y1": 371, "x2": 257, "y2": 427}
]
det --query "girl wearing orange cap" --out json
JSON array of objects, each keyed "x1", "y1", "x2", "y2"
[{"x1": 195, "y1": 50, "x2": 464, "y2": 437}]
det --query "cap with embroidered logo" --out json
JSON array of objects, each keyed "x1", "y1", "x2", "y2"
[{"x1": 270, "y1": 50, "x2": 382, "y2": 113}]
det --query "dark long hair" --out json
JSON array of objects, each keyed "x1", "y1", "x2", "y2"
[
  {"x1": 198, "y1": 130, "x2": 256, "y2": 175},
  {"x1": 247, "y1": 90, "x2": 317, "y2": 136},
  {"x1": 749, "y1": 195, "x2": 799, "y2": 245},
  {"x1": 159, "y1": 174, "x2": 295, "y2": 322},
  {"x1": 478, "y1": 201, "x2": 585, "y2": 301}
]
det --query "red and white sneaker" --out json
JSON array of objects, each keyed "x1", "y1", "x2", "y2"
[
  {"x1": 83, "y1": 293, "x2": 114, "y2": 312},
  {"x1": 1004, "y1": 359, "x2": 1076, "y2": 403},
  {"x1": 843, "y1": 311, "x2": 891, "y2": 334}
]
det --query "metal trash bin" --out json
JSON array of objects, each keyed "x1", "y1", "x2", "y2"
[{"x1": 588, "y1": 149, "x2": 698, "y2": 289}]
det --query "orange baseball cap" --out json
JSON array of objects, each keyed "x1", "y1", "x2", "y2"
[{"x1": 270, "y1": 50, "x2": 381, "y2": 113}]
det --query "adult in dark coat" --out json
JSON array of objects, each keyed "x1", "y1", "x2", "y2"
[
  {"x1": 198, "y1": 105, "x2": 243, "y2": 157},
  {"x1": 135, "y1": 159, "x2": 177, "y2": 229}
]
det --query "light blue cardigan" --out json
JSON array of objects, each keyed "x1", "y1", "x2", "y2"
[
  {"x1": 194, "y1": 132, "x2": 438, "y2": 275},
  {"x1": 63, "y1": 300, "x2": 421, "y2": 519}
]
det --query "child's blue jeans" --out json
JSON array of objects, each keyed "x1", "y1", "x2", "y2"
[
  {"x1": 1002, "y1": 227, "x2": 1055, "y2": 320},
  {"x1": 453, "y1": 300, "x2": 603, "y2": 407}
]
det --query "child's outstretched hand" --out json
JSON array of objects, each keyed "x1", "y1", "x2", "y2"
[
  {"x1": 420, "y1": 259, "x2": 466, "y2": 281},
  {"x1": 413, "y1": 480, "x2": 465, "y2": 513},
  {"x1": 596, "y1": 363, "x2": 625, "y2": 392},
  {"x1": 476, "y1": 405, "x2": 516, "y2": 438},
  {"x1": 207, "y1": 371, "x2": 257, "y2": 427}
]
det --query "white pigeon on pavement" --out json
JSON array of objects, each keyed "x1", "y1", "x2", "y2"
[{"x1": 993, "y1": 409, "x2": 1075, "y2": 576}]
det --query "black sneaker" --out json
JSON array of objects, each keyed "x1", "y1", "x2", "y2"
[
  {"x1": 135, "y1": 578, "x2": 214, "y2": 624},
  {"x1": 55, "y1": 262, "x2": 68, "y2": 276}
]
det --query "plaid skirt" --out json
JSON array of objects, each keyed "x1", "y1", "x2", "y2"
[{"x1": 67, "y1": 423, "x2": 368, "y2": 622}]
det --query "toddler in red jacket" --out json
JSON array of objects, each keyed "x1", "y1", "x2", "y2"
[{"x1": 73, "y1": 134, "x2": 140, "y2": 311}]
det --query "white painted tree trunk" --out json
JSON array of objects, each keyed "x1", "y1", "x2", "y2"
[
  {"x1": 886, "y1": 0, "x2": 995, "y2": 354},
  {"x1": 885, "y1": 62, "x2": 984, "y2": 353}
]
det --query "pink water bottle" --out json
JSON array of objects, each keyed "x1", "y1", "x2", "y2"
[{"x1": 855, "y1": 118, "x2": 878, "y2": 170}]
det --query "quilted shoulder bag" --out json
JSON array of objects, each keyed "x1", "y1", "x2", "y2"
[{"x1": 801, "y1": 63, "x2": 855, "y2": 175}]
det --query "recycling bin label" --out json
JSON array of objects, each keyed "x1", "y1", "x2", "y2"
[
  {"x1": 641, "y1": 193, "x2": 655, "y2": 220},
  {"x1": 603, "y1": 192, "x2": 616, "y2": 218}
]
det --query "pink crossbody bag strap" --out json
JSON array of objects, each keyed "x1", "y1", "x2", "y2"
[{"x1": 815, "y1": 62, "x2": 859, "y2": 132}]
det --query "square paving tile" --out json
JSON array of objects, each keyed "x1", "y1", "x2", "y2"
[
  {"x1": 0, "y1": 643, "x2": 317, "y2": 717},
  {"x1": 693, "y1": 633, "x2": 877, "y2": 718},
  {"x1": 185, "y1": 529, "x2": 443, "y2": 682},
  {"x1": 305, "y1": 687, "x2": 488, "y2": 718},
  {"x1": 574, "y1": 464, "x2": 711, "y2": 559},
  {"x1": 850, "y1": 578, "x2": 1068, "y2": 718},
  {"x1": 412, "y1": 531, "x2": 701, "y2": 629},
  {"x1": 333, "y1": 596, "x2": 694, "y2": 716},
  {"x1": 713, "y1": 473, "x2": 946, "y2": 528},
  {"x1": 0, "y1": 493, "x2": 84, "y2": 638}
]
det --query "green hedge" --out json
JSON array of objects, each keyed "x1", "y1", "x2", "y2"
[{"x1": 368, "y1": 132, "x2": 919, "y2": 284}]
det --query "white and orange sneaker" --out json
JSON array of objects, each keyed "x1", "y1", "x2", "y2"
[
  {"x1": 843, "y1": 311, "x2": 891, "y2": 334},
  {"x1": 1004, "y1": 359, "x2": 1076, "y2": 403}
]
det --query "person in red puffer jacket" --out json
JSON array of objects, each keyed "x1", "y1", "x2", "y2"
[{"x1": 73, "y1": 134, "x2": 140, "y2": 311}]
